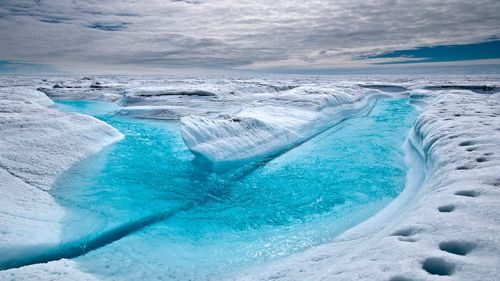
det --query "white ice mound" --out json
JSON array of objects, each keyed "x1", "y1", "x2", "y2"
[
  {"x1": 0, "y1": 87, "x2": 54, "y2": 107},
  {"x1": 180, "y1": 86, "x2": 373, "y2": 166},
  {"x1": 0, "y1": 100, "x2": 124, "y2": 189},
  {"x1": 0, "y1": 88, "x2": 123, "y2": 254}
]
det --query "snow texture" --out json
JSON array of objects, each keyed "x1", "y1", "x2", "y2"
[{"x1": 0, "y1": 259, "x2": 98, "y2": 281}]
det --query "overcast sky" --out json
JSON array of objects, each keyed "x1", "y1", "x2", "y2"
[{"x1": 0, "y1": 0, "x2": 499, "y2": 74}]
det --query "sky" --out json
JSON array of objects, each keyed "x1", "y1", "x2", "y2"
[{"x1": 0, "y1": 0, "x2": 499, "y2": 75}]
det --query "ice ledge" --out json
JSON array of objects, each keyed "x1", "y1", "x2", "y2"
[{"x1": 180, "y1": 86, "x2": 376, "y2": 169}]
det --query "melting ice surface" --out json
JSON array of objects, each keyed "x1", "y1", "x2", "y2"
[{"x1": 53, "y1": 98, "x2": 416, "y2": 280}]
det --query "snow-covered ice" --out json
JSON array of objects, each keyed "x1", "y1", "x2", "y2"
[
  {"x1": 0, "y1": 75, "x2": 499, "y2": 280},
  {"x1": 233, "y1": 90, "x2": 500, "y2": 281},
  {"x1": 180, "y1": 85, "x2": 374, "y2": 167},
  {"x1": 0, "y1": 87, "x2": 123, "y2": 268}
]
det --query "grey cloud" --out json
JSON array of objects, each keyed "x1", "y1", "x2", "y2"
[
  {"x1": 86, "y1": 22, "x2": 130, "y2": 31},
  {"x1": 0, "y1": 0, "x2": 498, "y2": 72},
  {"x1": 170, "y1": 0, "x2": 206, "y2": 4}
]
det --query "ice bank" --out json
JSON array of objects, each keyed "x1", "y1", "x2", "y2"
[
  {"x1": 180, "y1": 86, "x2": 378, "y2": 168},
  {"x1": 236, "y1": 90, "x2": 500, "y2": 281},
  {"x1": 0, "y1": 88, "x2": 123, "y2": 267}
]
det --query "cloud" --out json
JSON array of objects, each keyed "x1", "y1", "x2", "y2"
[
  {"x1": 170, "y1": 0, "x2": 206, "y2": 4},
  {"x1": 86, "y1": 22, "x2": 130, "y2": 31},
  {"x1": 0, "y1": 0, "x2": 499, "y2": 73}
]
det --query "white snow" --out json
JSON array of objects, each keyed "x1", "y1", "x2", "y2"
[
  {"x1": 0, "y1": 87, "x2": 123, "y2": 267},
  {"x1": 0, "y1": 259, "x2": 99, "y2": 281},
  {"x1": 0, "y1": 87, "x2": 54, "y2": 107}
]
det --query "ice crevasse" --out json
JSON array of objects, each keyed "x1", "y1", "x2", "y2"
[{"x1": 180, "y1": 86, "x2": 378, "y2": 168}]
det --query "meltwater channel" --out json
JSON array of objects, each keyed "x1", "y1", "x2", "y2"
[{"x1": 50, "y1": 97, "x2": 416, "y2": 280}]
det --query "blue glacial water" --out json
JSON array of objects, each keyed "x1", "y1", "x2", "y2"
[{"x1": 52, "y1": 98, "x2": 416, "y2": 280}]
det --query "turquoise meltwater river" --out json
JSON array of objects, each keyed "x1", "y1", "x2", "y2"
[{"x1": 52, "y1": 97, "x2": 416, "y2": 280}]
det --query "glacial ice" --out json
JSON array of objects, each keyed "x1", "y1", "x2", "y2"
[
  {"x1": 235, "y1": 89, "x2": 500, "y2": 281},
  {"x1": 0, "y1": 87, "x2": 123, "y2": 265},
  {"x1": 0, "y1": 75, "x2": 499, "y2": 280}
]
